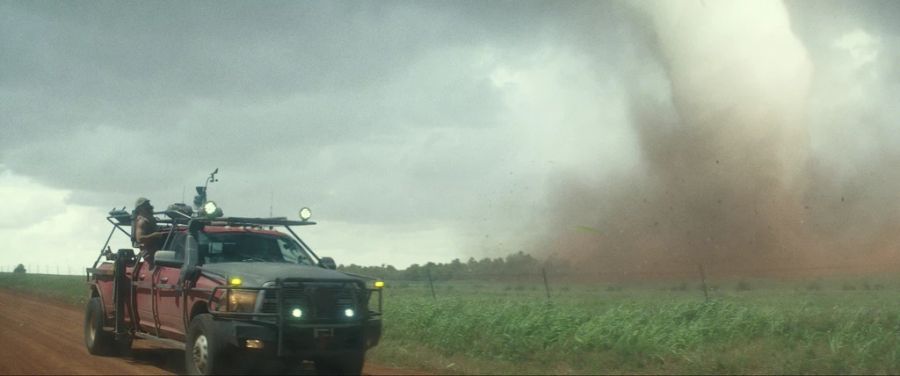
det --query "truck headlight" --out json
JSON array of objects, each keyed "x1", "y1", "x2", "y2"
[{"x1": 227, "y1": 289, "x2": 258, "y2": 313}]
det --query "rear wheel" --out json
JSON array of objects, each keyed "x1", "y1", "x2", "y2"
[
  {"x1": 84, "y1": 297, "x2": 116, "y2": 356},
  {"x1": 185, "y1": 314, "x2": 230, "y2": 375},
  {"x1": 314, "y1": 351, "x2": 365, "y2": 375}
]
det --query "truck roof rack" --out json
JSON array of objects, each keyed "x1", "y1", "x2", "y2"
[
  {"x1": 108, "y1": 211, "x2": 316, "y2": 227},
  {"x1": 173, "y1": 216, "x2": 317, "y2": 227},
  {"x1": 96, "y1": 211, "x2": 318, "y2": 273}
]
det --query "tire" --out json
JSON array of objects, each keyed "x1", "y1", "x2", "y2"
[
  {"x1": 314, "y1": 351, "x2": 365, "y2": 376},
  {"x1": 84, "y1": 297, "x2": 116, "y2": 356},
  {"x1": 185, "y1": 314, "x2": 231, "y2": 375}
]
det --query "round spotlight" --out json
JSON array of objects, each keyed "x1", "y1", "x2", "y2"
[
  {"x1": 203, "y1": 201, "x2": 217, "y2": 213},
  {"x1": 344, "y1": 308, "x2": 355, "y2": 318},
  {"x1": 299, "y1": 207, "x2": 312, "y2": 221},
  {"x1": 291, "y1": 308, "x2": 303, "y2": 318},
  {"x1": 201, "y1": 201, "x2": 223, "y2": 218}
]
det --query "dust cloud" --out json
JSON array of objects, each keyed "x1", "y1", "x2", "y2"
[{"x1": 539, "y1": 1, "x2": 900, "y2": 279}]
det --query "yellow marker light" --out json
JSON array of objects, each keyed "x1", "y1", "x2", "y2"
[
  {"x1": 229, "y1": 277, "x2": 242, "y2": 286},
  {"x1": 291, "y1": 308, "x2": 303, "y2": 318},
  {"x1": 374, "y1": 281, "x2": 385, "y2": 288}
]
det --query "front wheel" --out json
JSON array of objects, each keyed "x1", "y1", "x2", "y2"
[{"x1": 185, "y1": 314, "x2": 230, "y2": 375}]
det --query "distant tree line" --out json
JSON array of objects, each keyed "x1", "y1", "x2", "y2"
[{"x1": 338, "y1": 251, "x2": 573, "y2": 281}]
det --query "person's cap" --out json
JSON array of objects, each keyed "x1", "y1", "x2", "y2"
[{"x1": 135, "y1": 197, "x2": 151, "y2": 208}]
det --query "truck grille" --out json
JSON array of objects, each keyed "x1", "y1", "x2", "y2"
[{"x1": 261, "y1": 283, "x2": 359, "y2": 320}]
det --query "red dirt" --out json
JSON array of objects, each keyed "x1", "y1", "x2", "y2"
[{"x1": 0, "y1": 290, "x2": 423, "y2": 375}]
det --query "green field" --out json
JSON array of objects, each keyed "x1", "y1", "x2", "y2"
[
  {"x1": 4, "y1": 272, "x2": 900, "y2": 374},
  {"x1": 372, "y1": 277, "x2": 900, "y2": 375},
  {"x1": 0, "y1": 272, "x2": 92, "y2": 306}
]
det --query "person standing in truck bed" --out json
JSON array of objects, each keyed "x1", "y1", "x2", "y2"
[{"x1": 132, "y1": 197, "x2": 166, "y2": 262}]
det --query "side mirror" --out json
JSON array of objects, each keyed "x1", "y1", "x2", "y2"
[
  {"x1": 155, "y1": 250, "x2": 183, "y2": 268},
  {"x1": 319, "y1": 257, "x2": 336, "y2": 270}
]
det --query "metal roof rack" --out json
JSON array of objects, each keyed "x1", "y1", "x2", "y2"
[
  {"x1": 108, "y1": 210, "x2": 316, "y2": 227},
  {"x1": 97, "y1": 209, "x2": 318, "y2": 271},
  {"x1": 183, "y1": 216, "x2": 316, "y2": 227}
]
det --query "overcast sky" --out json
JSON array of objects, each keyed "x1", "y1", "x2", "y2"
[{"x1": 1, "y1": 0, "x2": 897, "y2": 274}]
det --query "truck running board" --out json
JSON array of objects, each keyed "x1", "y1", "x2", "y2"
[{"x1": 134, "y1": 332, "x2": 186, "y2": 350}]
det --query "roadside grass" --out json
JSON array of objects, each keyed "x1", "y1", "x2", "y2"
[
  {"x1": 5, "y1": 271, "x2": 900, "y2": 374},
  {"x1": 0, "y1": 272, "x2": 88, "y2": 306}
]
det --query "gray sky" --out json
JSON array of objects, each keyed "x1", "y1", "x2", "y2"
[{"x1": 0, "y1": 0, "x2": 897, "y2": 274}]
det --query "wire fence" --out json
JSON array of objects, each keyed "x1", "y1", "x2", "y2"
[
  {"x1": 372, "y1": 261, "x2": 900, "y2": 301},
  {"x1": 0, "y1": 264, "x2": 82, "y2": 276}
]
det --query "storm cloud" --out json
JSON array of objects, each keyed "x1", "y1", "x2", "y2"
[{"x1": 1, "y1": 1, "x2": 898, "y2": 272}]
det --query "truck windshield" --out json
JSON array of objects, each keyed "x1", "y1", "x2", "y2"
[{"x1": 196, "y1": 232, "x2": 316, "y2": 265}]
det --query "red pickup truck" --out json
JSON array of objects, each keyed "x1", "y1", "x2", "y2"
[{"x1": 84, "y1": 205, "x2": 383, "y2": 375}]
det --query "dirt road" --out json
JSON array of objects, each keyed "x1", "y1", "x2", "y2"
[{"x1": 0, "y1": 290, "x2": 420, "y2": 375}]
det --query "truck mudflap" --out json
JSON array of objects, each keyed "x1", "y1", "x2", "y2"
[
  {"x1": 112, "y1": 249, "x2": 135, "y2": 341},
  {"x1": 205, "y1": 277, "x2": 383, "y2": 357}
]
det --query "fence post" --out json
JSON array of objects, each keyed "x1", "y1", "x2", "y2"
[
  {"x1": 698, "y1": 263, "x2": 709, "y2": 303},
  {"x1": 542, "y1": 267, "x2": 551, "y2": 300},
  {"x1": 427, "y1": 267, "x2": 436, "y2": 300}
]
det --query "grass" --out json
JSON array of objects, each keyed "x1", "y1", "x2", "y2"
[
  {"x1": 370, "y1": 277, "x2": 900, "y2": 374},
  {"x1": 5, "y1": 271, "x2": 900, "y2": 374},
  {"x1": 0, "y1": 272, "x2": 89, "y2": 306}
]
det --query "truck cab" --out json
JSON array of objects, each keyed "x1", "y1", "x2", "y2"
[{"x1": 85, "y1": 205, "x2": 383, "y2": 375}]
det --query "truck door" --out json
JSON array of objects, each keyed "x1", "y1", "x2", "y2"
[
  {"x1": 135, "y1": 258, "x2": 156, "y2": 333},
  {"x1": 154, "y1": 264, "x2": 185, "y2": 339},
  {"x1": 154, "y1": 232, "x2": 187, "y2": 340}
]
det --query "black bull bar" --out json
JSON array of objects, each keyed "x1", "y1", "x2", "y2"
[{"x1": 206, "y1": 278, "x2": 383, "y2": 356}]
